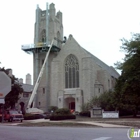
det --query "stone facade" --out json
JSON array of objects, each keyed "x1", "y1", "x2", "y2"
[{"x1": 32, "y1": 3, "x2": 120, "y2": 112}]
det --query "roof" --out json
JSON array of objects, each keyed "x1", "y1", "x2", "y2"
[
  {"x1": 66, "y1": 34, "x2": 120, "y2": 79},
  {"x1": 82, "y1": 47, "x2": 120, "y2": 78},
  {"x1": 21, "y1": 84, "x2": 33, "y2": 92}
]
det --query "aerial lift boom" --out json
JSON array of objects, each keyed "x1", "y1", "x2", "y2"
[{"x1": 26, "y1": 39, "x2": 54, "y2": 114}]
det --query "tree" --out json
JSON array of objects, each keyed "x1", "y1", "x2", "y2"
[
  {"x1": 114, "y1": 33, "x2": 140, "y2": 117},
  {"x1": 0, "y1": 67, "x2": 23, "y2": 109},
  {"x1": 85, "y1": 91, "x2": 116, "y2": 111},
  {"x1": 98, "y1": 91, "x2": 116, "y2": 111}
]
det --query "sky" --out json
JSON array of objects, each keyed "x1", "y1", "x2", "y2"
[{"x1": 0, "y1": 0, "x2": 140, "y2": 84}]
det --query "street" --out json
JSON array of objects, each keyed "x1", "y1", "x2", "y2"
[{"x1": 0, "y1": 125, "x2": 136, "y2": 140}]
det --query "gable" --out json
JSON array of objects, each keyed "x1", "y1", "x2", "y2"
[
  {"x1": 53, "y1": 34, "x2": 120, "y2": 78},
  {"x1": 83, "y1": 49, "x2": 120, "y2": 78}
]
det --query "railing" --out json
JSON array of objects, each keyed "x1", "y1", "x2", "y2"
[
  {"x1": 21, "y1": 42, "x2": 48, "y2": 50},
  {"x1": 21, "y1": 44, "x2": 35, "y2": 49}
]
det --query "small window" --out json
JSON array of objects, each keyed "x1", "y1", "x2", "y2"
[
  {"x1": 42, "y1": 59, "x2": 44, "y2": 65},
  {"x1": 41, "y1": 29, "x2": 46, "y2": 43},
  {"x1": 108, "y1": 79, "x2": 110, "y2": 89},
  {"x1": 39, "y1": 102, "x2": 41, "y2": 106},
  {"x1": 43, "y1": 88, "x2": 45, "y2": 94},
  {"x1": 98, "y1": 88, "x2": 100, "y2": 93}
]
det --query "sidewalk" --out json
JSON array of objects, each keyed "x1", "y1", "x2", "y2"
[
  {"x1": 0, "y1": 119, "x2": 130, "y2": 128},
  {"x1": 23, "y1": 119, "x2": 130, "y2": 128},
  {"x1": 76, "y1": 121, "x2": 130, "y2": 128}
]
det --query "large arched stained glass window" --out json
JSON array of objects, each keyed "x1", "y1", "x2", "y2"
[{"x1": 65, "y1": 54, "x2": 79, "y2": 88}]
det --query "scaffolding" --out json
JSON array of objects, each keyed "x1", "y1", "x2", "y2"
[
  {"x1": 21, "y1": 2, "x2": 61, "y2": 54},
  {"x1": 21, "y1": 43, "x2": 60, "y2": 54}
]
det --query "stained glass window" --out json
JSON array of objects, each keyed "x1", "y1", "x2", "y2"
[{"x1": 65, "y1": 54, "x2": 79, "y2": 88}]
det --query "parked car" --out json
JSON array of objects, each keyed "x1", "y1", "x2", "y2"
[{"x1": 2, "y1": 110, "x2": 24, "y2": 122}]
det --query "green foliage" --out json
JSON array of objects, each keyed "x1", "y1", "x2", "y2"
[
  {"x1": 54, "y1": 108, "x2": 71, "y2": 115},
  {"x1": 114, "y1": 33, "x2": 140, "y2": 117},
  {"x1": 48, "y1": 106, "x2": 58, "y2": 112},
  {"x1": 89, "y1": 96, "x2": 101, "y2": 108},
  {"x1": 24, "y1": 113, "x2": 44, "y2": 120},
  {"x1": 98, "y1": 91, "x2": 115, "y2": 111},
  {"x1": 80, "y1": 91, "x2": 116, "y2": 113},
  {"x1": 0, "y1": 67, "x2": 23, "y2": 109},
  {"x1": 79, "y1": 111, "x2": 90, "y2": 117},
  {"x1": 80, "y1": 96, "x2": 101, "y2": 111},
  {"x1": 50, "y1": 108, "x2": 75, "y2": 120},
  {"x1": 80, "y1": 103, "x2": 90, "y2": 111},
  {"x1": 50, "y1": 114, "x2": 76, "y2": 121}
]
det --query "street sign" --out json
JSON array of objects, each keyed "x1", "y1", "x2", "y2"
[
  {"x1": 0, "y1": 99, "x2": 4, "y2": 103},
  {"x1": 0, "y1": 71, "x2": 11, "y2": 99}
]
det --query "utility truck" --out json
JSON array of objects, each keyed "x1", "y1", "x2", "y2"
[{"x1": 26, "y1": 39, "x2": 54, "y2": 114}]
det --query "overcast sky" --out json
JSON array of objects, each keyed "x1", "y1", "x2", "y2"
[{"x1": 0, "y1": 0, "x2": 140, "y2": 84}]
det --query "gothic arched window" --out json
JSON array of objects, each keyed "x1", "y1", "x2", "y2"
[
  {"x1": 65, "y1": 54, "x2": 79, "y2": 88},
  {"x1": 41, "y1": 29, "x2": 46, "y2": 42},
  {"x1": 57, "y1": 31, "x2": 61, "y2": 47}
]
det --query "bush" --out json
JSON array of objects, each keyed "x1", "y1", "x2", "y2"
[
  {"x1": 79, "y1": 111, "x2": 90, "y2": 117},
  {"x1": 55, "y1": 108, "x2": 71, "y2": 115},
  {"x1": 50, "y1": 114, "x2": 76, "y2": 121},
  {"x1": 119, "y1": 109, "x2": 133, "y2": 116},
  {"x1": 48, "y1": 106, "x2": 58, "y2": 113},
  {"x1": 24, "y1": 113, "x2": 44, "y2": 120}
]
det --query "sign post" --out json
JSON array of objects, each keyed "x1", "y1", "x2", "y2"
[{"x1": 0, "y1": 71, "x2": 11, "y2": 123}]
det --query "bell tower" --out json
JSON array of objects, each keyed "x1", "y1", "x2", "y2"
[
  {"x1": 22, "y1": 3, "x2": 63, "y2": 112},
  {"x1": 34, "y1": 3, "x2": 63, "y2": 47}
]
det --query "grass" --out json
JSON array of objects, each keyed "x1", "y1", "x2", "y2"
[
  {"x1": 16, "y1": 115, "x2": 140, "y2": 128},
  {"x1": 18, "y1": 121, "x2": 99, "y2": 127},
  {"x1": 75, "y1": 116, "x2": 140, "y2": 128}
]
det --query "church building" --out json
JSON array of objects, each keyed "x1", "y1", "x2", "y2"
[{"x1": 22, "y1": 3, "x2": 119, "y2": 112}]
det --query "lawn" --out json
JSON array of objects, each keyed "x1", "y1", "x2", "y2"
[{"x1": 17, "y1": 116, "x2": 140, "y2": 128}]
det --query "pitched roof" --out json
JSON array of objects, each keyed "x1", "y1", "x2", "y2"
[
  {"x1": 21, "y1": 84, "x2": 33, "y2": 92},
  {"x1": 66, "y1": 34, "x2": 120, "y2": 79},
  {"x1": 82, "y1": 47, "x2": 120, "y2": 78}
]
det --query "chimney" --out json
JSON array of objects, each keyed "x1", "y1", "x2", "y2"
[
  {"x1": 19, "y1": 78, "x2": 23, "y2": 84},
  {"x1": 8, "y1": 69, "x2": 12, "y2": 77},
  {"x1": 26, "y1": 73, "x2": 31, "y2": 85}
]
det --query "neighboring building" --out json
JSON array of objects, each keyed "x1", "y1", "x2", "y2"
[
  {"x1": 22, "y1": 3, "x2": 119, "y2": 112},
  {"x1": 16, "y1": 74, "x2": 33, "y2": 113}
]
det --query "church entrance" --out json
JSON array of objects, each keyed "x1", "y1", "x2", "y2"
[
  {"x1": 65, "y1": 97, "x2": 75, "y2": 111},
  {"x1": 69, "y1": 102, "x2": 75, "y2": 110}
]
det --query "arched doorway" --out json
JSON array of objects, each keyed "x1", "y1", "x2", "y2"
[
  {"x1": 69, "y1": 102, "x2": 75, "y2": 110},
  {"x1": 20, "y1": 102, "x2": 25, "y2": 114},
  {"x1": 65, "y1": 97, "x2": 75, "y2": 111}
]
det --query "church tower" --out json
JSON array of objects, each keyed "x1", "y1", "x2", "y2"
[
  {"x1": 33, "y1": 3, "x2": 63, "y2": 111},
  {"x1": 22, "y1": 3, "x2": 63, "y2": 112},
  {"x1": 34, "y1": 3, "x2": 63, "y2": 47}
]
